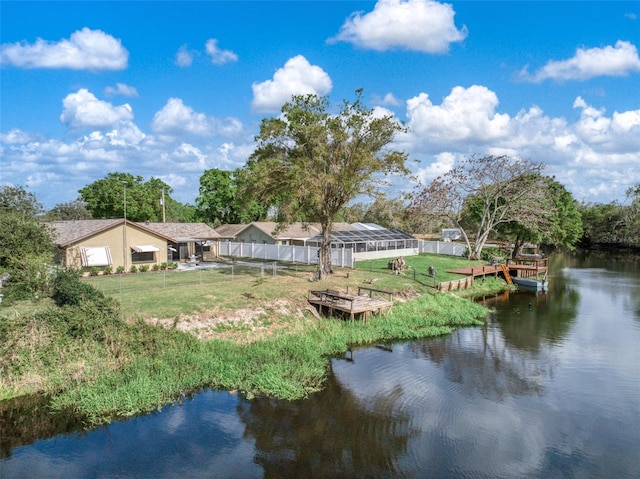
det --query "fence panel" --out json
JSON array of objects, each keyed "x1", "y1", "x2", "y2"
[
  {"x1": 418, "y1": 241, "x2": 466, "y2": 257},
  {"x1": 217, "y1": 241, "x2": 354, "y2": 268}
]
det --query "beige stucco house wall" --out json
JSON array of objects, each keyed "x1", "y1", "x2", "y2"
[
  {"x1": 50, "y1": 220, "x2": 221, "y2": 272},
  {"x1": 138, "y1": 222, "x2": 220, "y2": 262},
  {"x1": 51, "y1": 219, "x2": 173, "y2": 273}
]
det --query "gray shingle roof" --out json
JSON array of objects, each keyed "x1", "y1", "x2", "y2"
[
  {"x1": 48, "y1": 219, "x2": 218, "y2": 246},
  {"x1": 48, "y1": 219, "x2": 123, "y2": 246},
  {"x1": 213, "y1": 223, "x2": 250, "y2": 238},
  {"x1": 138, "y1": 222, "x2": 220, "y2": 241}
]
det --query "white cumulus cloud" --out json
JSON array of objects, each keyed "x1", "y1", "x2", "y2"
[
  {"x1": 251, "y1": 55, "x2": 333, "y2": 113},
  {"x1": 331, "y1": 0, "x2": 467, "y2": 53},
  {"x1": 572, "y1": 96, "x2": 640, "y2": 153},
  {"x1": 520, "y1": 40, "x2": 640, "y2": 82},
  {"x1": 205, "y1": 39, "x2": 238, "y2": 65},
  {"x1": 152, "y1": 98, "x2": 210, "y2": 136},
  {"x1": 104, "y1": 83, "x2": 139, "y2": 97},
  {"x1": 0, "y1": 27, "x2": 128, "y2": 70},
  {"x1": 0, "y1": 129, "x2": 33, "y2": 145},
  {"x1": 151, "y1": 98, "x2": 245, "y2": 139},
  {"x1": 404, "y1": 85, "x2": 511, "y2": 151},
  {"x1": 400, "y1": 87, "x2": 640, "y2": 202},
  {"x1": 373, "y1": 92, "x2": 403, "y2": 107},
  {"x1": 60, "y1": 89, "x2": 134, "y2": 130},
  {"x1": 175, "y1": 44, "x2": 195, "y2": 67}
]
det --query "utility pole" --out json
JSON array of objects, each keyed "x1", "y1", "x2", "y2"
[
  {"x1": 161, "y1": 187, "x2": 166, "y2": 223},
  {"x1": 122, "y1": 182, "x2": 128, "y2": 272}
]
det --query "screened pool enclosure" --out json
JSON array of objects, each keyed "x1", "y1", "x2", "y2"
[{"x1": 306, "y1": 228, "x2": 419, "y2": 260}]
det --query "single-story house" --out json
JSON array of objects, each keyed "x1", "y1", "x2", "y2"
[
  {"x1": 140, "y1": 222, "x2": 220, "y2": 262},
  {"x1": 215, "y1": 221, "x2": 356, "y2": 246},
  {"x1": 49, "y1": 219, "x2": 220, "y2": 273}
]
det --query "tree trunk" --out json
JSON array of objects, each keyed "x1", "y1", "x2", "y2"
[
  {"x1": 318, "y1": 224, "x2": 333, "y2": 280},
  {"x1": 512, "y1": 235, "x2": 524, "y2": 258}
]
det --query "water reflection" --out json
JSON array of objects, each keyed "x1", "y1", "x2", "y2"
[
  {"x1": 237, "y1": 373, "x2": 413, "y2": 479},
  {"x1": 486, "y1": 278, "x2": 579, "y2": 352},
  {"x1": 2, "y1": 255, "x2": 640, "y2": 478},
  {"x1": 0, "y1": 396, "x2": 88, "y2": 459},
  {"x1": 410, "y1": 329, "x2": 546, "y2": 400},
  {"x1": 3, "y1": 391, "x2": 263, "y2": 479}
]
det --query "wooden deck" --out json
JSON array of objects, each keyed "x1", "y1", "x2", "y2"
[
  {"x1": 308, "y1": 287, "x2": 393, "y2": 322},
  {"x1": 447, "y1": 256, "x2": 548, "y2": 283}
]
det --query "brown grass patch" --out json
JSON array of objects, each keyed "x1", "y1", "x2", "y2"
[{"x1": 145, "y1": 298, "x2": 309, "y2": 343}]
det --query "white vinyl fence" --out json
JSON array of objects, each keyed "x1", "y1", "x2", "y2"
[
  {"x1": 418, "y1": 240, "x2": 467, "y2": 257},
  {"x1": 217, "y1": 241, "x2": 353, "y2": 268},
  {"x1": 217, "y1": 239, "x2": 466, "y2": 268}
]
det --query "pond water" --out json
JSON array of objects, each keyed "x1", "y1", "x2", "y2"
[{"x1": 2, "y1": 255, "x2": 639, "y2": 478}]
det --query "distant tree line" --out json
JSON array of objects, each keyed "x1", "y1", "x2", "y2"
[{"x1": 577, "y1": 185, "x2": 640, "y2": 251}]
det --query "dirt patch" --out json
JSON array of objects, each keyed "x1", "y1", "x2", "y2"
[
  {"x1": 394, "y1": 288, "x2": 422, "y2": 302},
  {"x1": 146, "y1": 298, "x2": 308, "y2": 342}
]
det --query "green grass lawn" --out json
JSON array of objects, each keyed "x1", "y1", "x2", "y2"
[
  {"x1": 81, "y1": 253, "x2": 485, "y2": 321},
  {"x1": 1, "y1": 253, "x2": 506, "y2": 423}
]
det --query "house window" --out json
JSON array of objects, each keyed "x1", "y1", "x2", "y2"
[
  {"x1": 80, "y1": 247, "x2": 112, "y2": 267},
  {"x1": 130, "y1": 244, "x2": 160, "y2": 263},
  {"x1": 131, "y1": 251, "x2": 155, "y2": 263}
]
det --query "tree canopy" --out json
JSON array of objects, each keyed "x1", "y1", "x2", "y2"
[
  {"x1": 78, "y1": 172, "x2": 190, "y2": 222},
  {"x1": 342, "y1": 193, "x2": 409, "y2": 231},
  {"x1": 410, "y1": 155, "x2": 549, "y2": 259},
  {"x1": 0, "y1": 185, "x2": 43, "y2": 216},
  {"x1": 0, "y1": 186, "x2": 55, "y2": 298},
  {"x1": 578, "y1": 183, "x2": 640, "y2": 248},
  {"x1": 196, "y1": 168, "x2": 266, "y2": 225},
  {"x1": 242, "y1": 91, "x2": 409, "y2": 278},
  {"x1": 493, "y1": 176, "x2": 582, "y2": 256},
  {"x1": 43, "y1": 199, "x2": 92, "y2": 221}
]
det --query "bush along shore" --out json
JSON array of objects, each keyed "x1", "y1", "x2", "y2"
[{"x1": 0, "y1": 255, "x2": 508, "y2": 425}]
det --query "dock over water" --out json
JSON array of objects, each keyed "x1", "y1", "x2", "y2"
[
  {"x1": 308, "y1": 287, "x2": 393, "y2": 321},
  {"x1": 447, "y1": 256, "x2": 549, "y2": 285}
]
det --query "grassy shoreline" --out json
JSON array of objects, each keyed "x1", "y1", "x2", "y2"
[{"x1": 1, "y1": 254, "x2": 508, "y2": 425}]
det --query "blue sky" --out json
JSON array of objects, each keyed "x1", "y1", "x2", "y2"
[{"x1": 1, "y1": 1, "x2": 639, "y2": 210}]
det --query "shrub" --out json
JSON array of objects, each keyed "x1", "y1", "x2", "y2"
[
  {"x1": 152, "y1": 264, "x2": 161, "y2": 271},
  {"x1": 103, "y1": 265, "x2": 113, "y2": 275},
  {"x1": 130, "y1": 265, "x2": 138, "y2": 273},
  {"x1": 139, "y1": 264, "x2": 150, "y2": 272},
  {"x1": 4, "y1": 253, "x2": 54, "y2": 300},
  {"x1": 160, "y1": 262, "x2": 168, "y2": 270},
  {"x1": 89, "y1": 267, "x2": 100, "y2": 276},
  {"x1": 52, "y1": 269, "x2": 105, "y2": 307},
  {"x1": 116, "y1": 266, "x2": 125, "y2": 274},
  {"x1": 481, "y1": 247, "x2": 506, "y2": 262}
]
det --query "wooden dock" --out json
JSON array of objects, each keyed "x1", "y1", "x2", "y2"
[
  {"x1": 446, "y1": 256, "x2": 548, "y2": 289},
  {"x1": 308, "y1": 287, "x2": 393, "y2": 322}
]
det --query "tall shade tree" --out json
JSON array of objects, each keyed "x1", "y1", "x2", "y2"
[
  {"x1": 495, "y1": 176, "x2": 582, "y2": 257},
  {"x1": 0, "y1": 185, "x2": 43, "y2": 216},
  {"x1": 410, "y1": 155, "x2": 548, "y2": 260},
  {"x1": 196, "y1": 168, "x2": 267, "y2": 225},
  {"x1": 578, "y1": 201, "x2": 624, "y2": 247},
  {"x1": 79, "y1": 172, "x2": 180, "y2": 222},
  {"x1": 43, "y1": 199, "x2": 92, "y2": 221},
  {"x1": 243, "y1": 91, "x2": 409, "y2": 278}
]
